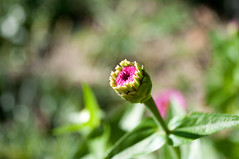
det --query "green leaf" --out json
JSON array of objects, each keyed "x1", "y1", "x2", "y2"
[
  {"x1": 166, "y1": 98, "x2": 186, "y2": 124},
  {"x1": 181, "y1": 138, "x2": 221, "y2": 159},
  {"x1": 112, "y1": 132, "x2": 165, "y2": 159},
  {"x1": 88, "y1": 124, "x2": 111, "y2": 158},
  {"x1": 82, "y1": 83, "x2": 102, "y2": 127},
  {"x1": 160, "y1": 145, "x2": 178, "y2": 159},
  {"x1": 169, "y1": 134, "x2": 195, "y2": 147},
  {"x1": 104, "y1": 118, "x2": 159, "y2": 159},
  {"x1": 52, "y1": 122, "x2": 89, "y2": 135},
  {"x1": 170, "y1": 112, "x2": 239, "y2": 136},
  {"x1": 199, "y1": 138, "x2": 221, "y2": 159},
  {"x1": 119, "y1": 103, "x2": 145, "y2": 131},
  {"x1": 52, "y1": 84, "x2": 102, "y2": 135}
]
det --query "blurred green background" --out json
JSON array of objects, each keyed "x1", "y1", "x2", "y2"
[{"x1": 0, "y1": 0, "x2": 239, "y2": 158}]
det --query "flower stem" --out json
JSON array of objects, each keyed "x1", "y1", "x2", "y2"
[
  {"x1": 143, "y1": 96, "x2": 170, "y2": 135},
  {"x1": 144, "y1": 96, "x2": 181, "y2": 159},
  {"x1": 174, "y1": 146, "x2": 181, "y2": 159}
]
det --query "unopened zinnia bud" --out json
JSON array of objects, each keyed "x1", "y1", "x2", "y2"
[{"x1": 109, "y1": 59, "x2": 152, "y2": 103}]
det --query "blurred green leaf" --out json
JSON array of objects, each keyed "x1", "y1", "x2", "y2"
[
  {"x1": 104, "y1": 118, "x2": 158, "y2": 159},
  {"x1": 88, "y1": 124, "x2": 111, "y2": 159},
  {"x1": 160, "y1": 144, "x2": 178, "y2": 159},
  {"x1": 169, "y1": 134, "x2": 195, "y2": 147},
  {"x1": 53, "y1": 83, "x2": 102, "y2": 135},
  {"x1": 82, "y1": 83, "x2": 102, "y2": 127},
  {"x1": 170, "y1": 112, "x2": 239, "y2": 136},
  {"x1": 181, "y1": 138, "x2": 221, "y2": 159},
  {"x1": 200, "y1": 138, "x2": 221, "y2": 159},
  {"x1": 206, "y1": 32, "x2": 239, "y2": 113},
  {"x1": 111, "y1": 132, "x2": 165, "y2": 159},
  {"x1": 52, "y1": 123, "x2": 89, "y2": 135},
  {"x1": 119, "y1": 103, "x2": 145, "y2": 131},
  {"x1": 166, "y1": 98, "x2": 186, "y2": 124},
  {"x1": 186, "y1": 140, "x2": 202, "y2": 159}
]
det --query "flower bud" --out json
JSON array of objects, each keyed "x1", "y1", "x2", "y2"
[{"x1": 109, "y1": 59, "x2": 152, "y2": 103}]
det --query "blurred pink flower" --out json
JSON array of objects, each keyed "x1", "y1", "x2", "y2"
[
  {"x1": 227, "y1": 19, "x2": 239, "y2": 36},
  {"x1": 153, "y1": 90, "x2": 186, "y2": 119}
]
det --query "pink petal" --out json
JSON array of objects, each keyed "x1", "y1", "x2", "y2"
[{"x1": 115, "y1": 66, "x2": 137, "y2": 86}]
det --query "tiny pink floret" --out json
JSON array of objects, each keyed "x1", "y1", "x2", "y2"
[{"x1": 115, "y1": 66, "x2": 137, "y2": 86}]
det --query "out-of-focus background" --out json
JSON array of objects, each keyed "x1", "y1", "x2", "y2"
[{"x1": 0, "y1": 0, "x2": 239, "y2": 158}]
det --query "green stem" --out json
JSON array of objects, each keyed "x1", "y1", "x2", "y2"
[
  {"x1": 143, "y1": 96, "x2": 170, "y2": 135},
  {"x1": 144, "y1": 96, "x2": 181, "y2": 159},
  {"x1": 174, "y1": 146, "x2": 181, "y2": 159}
]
